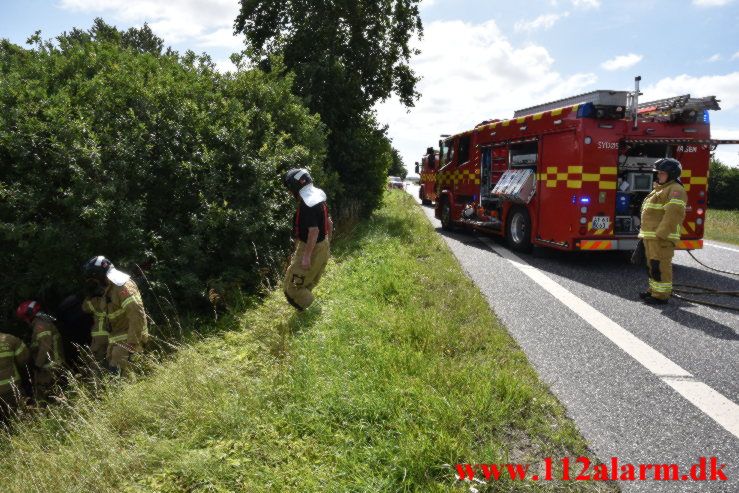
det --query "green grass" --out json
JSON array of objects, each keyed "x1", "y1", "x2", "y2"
[
  {"x1": 704, "y1": 208, "x2": 739, "y2": 246},
  {"x1": 0, "y1": 192, "x2": 616, "y2": 492}
]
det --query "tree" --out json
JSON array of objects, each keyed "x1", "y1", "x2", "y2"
[
  {"x1": 708, "y1": 158, "x2": 739, "y2": 210},
  {"x1": 387, "y1": 148, "x2": 407, "y2": 179},
  {"x1": 234, "y1": 0, "x2": 423, "y2": 218}
]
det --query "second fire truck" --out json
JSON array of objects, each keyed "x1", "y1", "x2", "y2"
[{"x1": 435, "y1": 80, "x2": 737, "y2": 252}]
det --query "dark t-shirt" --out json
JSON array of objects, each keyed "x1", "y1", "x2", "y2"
[{"x1": 294, "y1": 199, "x2": 328, "y2": 243}]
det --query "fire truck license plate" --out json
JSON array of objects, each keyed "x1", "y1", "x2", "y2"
[{"x1": 592, "y1": 216, "x2": 610, "y2": 229}]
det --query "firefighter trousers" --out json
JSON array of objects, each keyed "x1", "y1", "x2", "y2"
[
  {"x1": 644, "y1": 239, "x2": 675, "y2": 300},
  {"x1": 283, "y1": 239, "x2": 330, "y2": 310}
]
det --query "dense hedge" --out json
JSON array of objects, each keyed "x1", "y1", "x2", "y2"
[
  {"x1": 0, "y1": 22, "x2": 327, "y2": 327},
  {"x1": 709, "y1": 158, "x2": 739, "y2": 210}
]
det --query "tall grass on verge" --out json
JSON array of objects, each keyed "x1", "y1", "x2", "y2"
[
  {"x1": 704, "y1": 209, "x2": 739, "y2": 246},
  {"x1": 0, "y1": 191, "x2": 617, "y2": 492}
]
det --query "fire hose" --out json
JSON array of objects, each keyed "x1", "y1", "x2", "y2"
[{"x1": 671, "y1": 249, "x2": 739, "y2": 312}]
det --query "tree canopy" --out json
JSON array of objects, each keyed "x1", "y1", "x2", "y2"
[{"x1": 234, "y1": 0, "x2": 422, "y2": 217}]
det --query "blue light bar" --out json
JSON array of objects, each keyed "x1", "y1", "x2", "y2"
[
  {"x1": 703, "y1": 110, "x2": 710, "y2": 124},
  {"x1": 580, "y1": 197, "x2": 591, "y2": 204}
]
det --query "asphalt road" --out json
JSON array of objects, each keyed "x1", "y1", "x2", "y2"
[{"x1": 405, "y1": 184, "x2": 739, "y2": 492}]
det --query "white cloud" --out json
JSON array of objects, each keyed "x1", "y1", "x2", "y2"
[
  {"x1": 600, "y1": 53, "x2": 643, "y2": 71},
  {"x1": 376, "y1": 19, "x2": 596, "y2": 173},
  {"x1": 641, "y1": 72, "x2": 739, "y2": 112},
  {"x1": 59, "y1": 0, "x2": 241, "y2": 48},
  {"x1": 692, "y1": 0, "x2": 736, "y2": 6},
  {"x1": 572, "y1": 0, "x2": 601, "y2": 8},
  {"x1": 514, "y1": 13, "x2": 570, "y2": 33},
  {"x1": 706, "y1": 54, "x2": 722, "y2": 62},
  {"x1": 732, "y1": 51, "x2": 739, "y2": 60}
]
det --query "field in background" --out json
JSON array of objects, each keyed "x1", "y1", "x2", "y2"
[{"x1": 704, "y1": 209, "x2": 739, "y2": 246}]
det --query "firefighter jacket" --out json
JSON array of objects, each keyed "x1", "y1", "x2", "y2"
[
  {"x1": 30, "y1": 314, "x2": 65, "y2": 371},
  {"x1": 102, "y1": 279, "x2": 148, "y2": 348},
  {"x1": 0, "y1": 333, "x2": 29, "y2": 396},
  {"x1": 638, "y1": 179, "x2": 687, "y2": 246}
]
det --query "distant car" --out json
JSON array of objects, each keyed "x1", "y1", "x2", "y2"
[{"x1": 388, "y1": 176, "x2": 405, "y2": 190}]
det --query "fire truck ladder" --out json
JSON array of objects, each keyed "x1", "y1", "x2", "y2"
[{"x1": 636, "y1": 94, "x2": 721, "y2": 121}]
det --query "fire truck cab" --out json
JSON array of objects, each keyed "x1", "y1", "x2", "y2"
[
  {"x1": 435, "y1": 87, "x2": 736, "y2": 252},
  {"x1": 415, "y1": 146, "x2": 440, "y2": 205}
]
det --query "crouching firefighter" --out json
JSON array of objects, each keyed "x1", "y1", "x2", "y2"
[
  {"x1": 637, "y1": 158, "x2": 688, "y2": 305},
  {"x1": 16, "y1": 301, "x2": 66, "y2": 403},
  {"x1": 281, "y1": 168, "x2": 332, "y2": 310},
  {"x1": 82, "y1": 256, "x2": 148, "y2": 375}
]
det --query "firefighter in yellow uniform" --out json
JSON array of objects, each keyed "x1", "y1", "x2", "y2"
[
  {"x1": 637, "y1": 158, "x2": 687, "y2": 305},
  {"x1": 0, "y1": 332, "x2": 29, "y2": 418},
  {"x1": 281, "y1": 168, "x2": 332, "y2": 310},
  {"x1": 83, "y1": 256, "x2": 148, "y2": 375},
  {"x1": 16, "y1": 301, "x2": 66, "y2": 402}
]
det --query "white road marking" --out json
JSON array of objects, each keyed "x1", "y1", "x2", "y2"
[
  {"x1": 704, "y1": 241, "x2": 739, "y2": 253},
  {"x1": 479, "y1": 236, "x2": 739, "y2": 440}
]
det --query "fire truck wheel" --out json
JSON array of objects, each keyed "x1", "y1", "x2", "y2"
[
  {"x1": 440, "y1": 199, "x2": 454, "y2": 231},
  {"x1": 506, "y1": 206, "x2": 532, "y2": 252}
]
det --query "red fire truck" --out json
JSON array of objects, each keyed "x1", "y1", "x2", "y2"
[
  {"x1": 415, "y1": 146, "x2": 440, "y2": 205},
  {"x1": 435, "y1": 83, "x2": 738, "y2": 252}
]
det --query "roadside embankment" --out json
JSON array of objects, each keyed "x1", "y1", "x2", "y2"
[{"x1": 0, "y1": 191, "x2": 616, "y2": 491}]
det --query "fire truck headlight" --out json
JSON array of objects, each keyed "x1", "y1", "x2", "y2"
[
  {"x1": 580, "y1": 206, "x2": 588, "y2": 214},
  {"x1": 579, "y1": 217, "x2": 588, "y2": 224},
  {"x1": 584, "y1": 136, "x2": 592, "y2": 144},
  {"x1": 696, "y1": 218, "x2": 703, "y2": 225}
]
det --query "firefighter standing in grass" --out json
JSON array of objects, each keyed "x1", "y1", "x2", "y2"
[
  {"x1": 282, "y1": 169, "x2": 332, "y2": 311},
  {"x1": 0, "y1": 331, "x2": 29, "y2": 418},
  {"x1": 637, "y1": 158, "x2": 688, "y2": 305},
  {"x1": 16, "y1": 301, "x2": 66, "y2": 402},
  {"x1": 82, "y1": 256, "x2": 147, "y2": 375}
]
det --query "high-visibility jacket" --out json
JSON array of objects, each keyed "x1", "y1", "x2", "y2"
[
  {"x1": 638, "y1": 179, "x2": 687, "y2": 245},
  {"x1": 0, "y1": 333, "x2": 29, "y2": 396},
  {"x1": 30, "y1": 314, "x2": 65, "y2": 371},
  {"x1": 102, "y1": 279, "x2": 148, "y2": 348}
]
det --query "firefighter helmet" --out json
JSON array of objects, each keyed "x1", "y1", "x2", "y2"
[
  {"x1": 16, "y1": 300, "x2": 40, "y2": 323},
  {"x1": 283, "y1": 168, "x2": 312, "y2": 195},
  {"x1": 83, "y1": 255, "x2": 113, "y2": 281},
  {"x1": 654, "y1": 158, "x2": 682, "y2": 182}
]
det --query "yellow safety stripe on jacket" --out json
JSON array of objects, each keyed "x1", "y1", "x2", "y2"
[
  {"x1": 638, "y1": 231, "x2": 657, "y2": 238},
  {"x1": 0, "y1": 351, "x2": 15, "y2": 358},
  {"x1": 107, "y1": 295, "x2": 141, "y2": 319},
  {"x1": 36, "y1": 330, "x2": 52, "y2": 339},
  {"x1": 15, "y1": 343, "x2": 26, "y2": 356},
  {"x1": 649, "y1": 279, "x2": 673, "y2": 293},
  {"x1": 92, "y1": 330, "x2": 110, "y2": 337},
  {"x1": 109, "y1": 334, "x2": 129, "y2": 343},
  {"x1": 642, "y1": 203, "x2": 664, "y2": 210},
  {"x1": 0, "y1": 372, "x2": 20, "y2": 386},
  {"x1": 667, "y1": 198, "x2": 686, "y2": 207}
]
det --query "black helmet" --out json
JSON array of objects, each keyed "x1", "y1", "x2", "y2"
[
  {"x1": 83, "y1": 255, "x2": 113, "y2": 281},
  {"x1": 283, "y1": 168, "x2": 312, "y2": 195},
  {"x1": 654, "y1": 158, "x2": 682, "y2": 182}
]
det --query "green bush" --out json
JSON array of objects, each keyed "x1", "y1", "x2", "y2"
[
  {"x1": 0, "y1": 20, "x2": 327, "y2": 326},
  {"x1": 708, "y1": 158, "x2": 739, "y2": 210}
]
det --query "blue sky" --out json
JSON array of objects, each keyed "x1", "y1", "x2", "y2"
[{"x1": 2, "y1": 0, "x2": 738, "y2": 171}]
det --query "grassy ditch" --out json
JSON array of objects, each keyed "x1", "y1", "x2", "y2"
[
  {"x1": 0, "y1": 191, "x2": 616, "y2": 492},
  {"x1": 704, "y1": 209, "x2": 739, "y2": 246}
]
